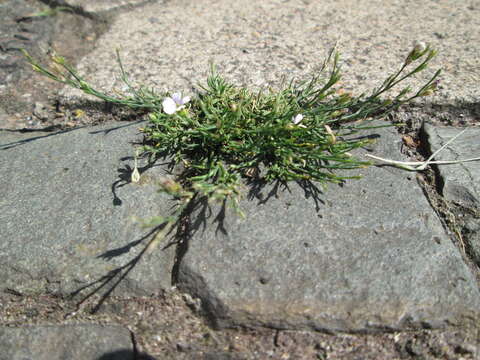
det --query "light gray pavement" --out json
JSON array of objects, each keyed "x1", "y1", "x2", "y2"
[{"x1": 60, "y1": 0, "x2": 479, "y2": 104}]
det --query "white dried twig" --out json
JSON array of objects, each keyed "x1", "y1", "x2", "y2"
[{"x1": 365, "y1": 129, "x2": 480, "y2": 171}]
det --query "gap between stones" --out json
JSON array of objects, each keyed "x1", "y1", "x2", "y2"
[{"x1": 414, "y1": 138, "x2": 480, "y2": 287}]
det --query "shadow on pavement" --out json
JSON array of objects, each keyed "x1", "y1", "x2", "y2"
[{"x1": 96, "y1": 349, "x2": 157, "y2": 360}]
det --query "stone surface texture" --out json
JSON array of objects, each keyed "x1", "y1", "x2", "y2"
[
  {"x1": 422, "y1": 124, "x2": 480, "y2": 209},
  {"x1": 0, "y1": 0, "x2": 103, "y2": 129},
  {"x1": 61, "y1": 0, "x2": 154, "y2": 14},
  {"x1": 422, "y1": 124, "x2": 480, "y2": 268},
  {"x1": 178, "y1": 124, "x2": 480, "y2": 332},
  {"x1": 0, "y1": 324, "x2": 133, "y2": 360},
  {"x1": 0, "y1": 122, "x2": 175, "y2": 297},
  {"x1": 60, "y1": 0, "x2": 479, "y2": 104}
]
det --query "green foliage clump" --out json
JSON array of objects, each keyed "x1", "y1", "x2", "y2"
[
  {"x1": 139, "y1": 47, "x2": 439, "y2": 212},
  {"x1": 23, "y1": 45, "x2": 440, "y2": 249}
]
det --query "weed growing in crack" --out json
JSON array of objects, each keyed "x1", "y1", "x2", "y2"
[{"x1": 23, "y1": 44, "x2": 440, "y2": 252}]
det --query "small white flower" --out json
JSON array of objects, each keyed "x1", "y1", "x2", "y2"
[
  {"x1": 324, "y1": 124, "x2": 336, "y2": 144},
  {"x1": 162, "y1": 92, "x2": 191, "y2": 114},
  {"x1": 162, "y1": 98, "x2": 177, "y2": 115},
  {"x1": 292, "y1": 114, "x2": 304, "y2": 125}
]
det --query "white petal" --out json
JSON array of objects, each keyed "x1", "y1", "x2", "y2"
[
  {"x1": 162, "y1": 97, "x2": 177, "y2": 114},
  {"x1": 171, "y1": 92, "x2": 182, "y2": 104},
  {"x1": 182, "y1": 96, "x2": 191, "y2": 105},
  {"x1": 292, "y1": 114, "x2": 303, "y2": 124}
]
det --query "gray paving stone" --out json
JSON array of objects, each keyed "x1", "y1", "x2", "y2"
[
  {"x1": 422, "y1": 124, "x2": 480, "y2": 209},
  {"x1": 422, "y1": 124, "x2": 480, "y2": 266},
  {"x1": 0, "y1": 122, "x2": 175, "y2": 297},
  {"x1": 0, "y1": 108, "x2": 9, "y2": 129},
  {"x1": 0, "y1": 324, "x2": 133, "y2": 360},
  {"x1": 177, "y1": 124, "x2": 480, "y2": 332}
]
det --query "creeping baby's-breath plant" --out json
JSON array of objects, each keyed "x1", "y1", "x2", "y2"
[{"x1": 23, "y1": 44, "x2": 440, "y2": 251}]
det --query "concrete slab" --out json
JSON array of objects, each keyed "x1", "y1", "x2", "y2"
[
  {"x1": 60, "y1": 0, "x2": 479, "y2": 104},
  {"x1": 177, "y1": 124, "x2": 480, "y2": 332},
  {"x1": 0, "y1": 122, "x2": 175, "y2": 297}
]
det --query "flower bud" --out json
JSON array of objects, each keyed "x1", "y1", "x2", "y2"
[
  {"x1": 131, "y1": 166, "x2": 140, "y2": 183},
  {"x1": 324, "y1": 125, "x2": 336, "y2": 144},
  {"x1": 420, "y1": 89, "x2": 434, "y2": 97},
  {"x1": 405, "y1": 41, "x2": 427, "y2": 65},
  {"x1": 412, "y1": 41, "x2": 426, "y2": 54},
  {"x1": 49, "y1": 62, "x2": 64, "y2": 74},
  {"x1": 149, "y1": 113, "x2": 158, "y2": 122},
  {"x1": 52, "y1": 55, "x2": 66, "y2": 65}
]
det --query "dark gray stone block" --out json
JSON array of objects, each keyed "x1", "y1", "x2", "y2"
[
  {"x1": 0, "y1": 324, "x2": 133, "y2": 360},
  {"x1": 178, "y1": 123, "x2": 480, "y2": 332},
  {"x1": 422, "y1": 123, "x2": 480, "y2": 209},
  {"x1": 0, "y1": 122, "x2": 175, "y2": 297},
  {"x1": 422, "y1": 123, "x2": 480, "y2": 266}
]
